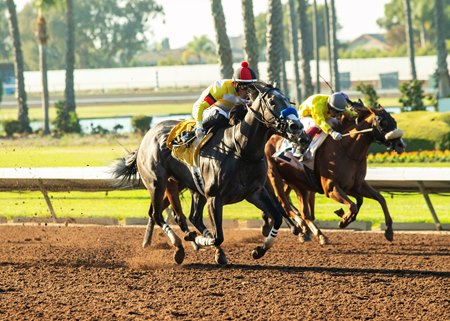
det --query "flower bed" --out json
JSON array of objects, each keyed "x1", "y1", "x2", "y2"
[{"x1": 368, "y1": 150, "x2": 450, "y2": 163}]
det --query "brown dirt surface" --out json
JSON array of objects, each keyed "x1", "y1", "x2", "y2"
[{"x1": 0, "y1": 225, "x2": 449, "y2": 321}]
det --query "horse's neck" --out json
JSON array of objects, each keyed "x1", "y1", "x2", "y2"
[
  {"x1": 232, "y1": 110, "x2": 269, "y2": 161},
  {"x1": 340, "y1": 114, "x2": 374, "y2": 161}
]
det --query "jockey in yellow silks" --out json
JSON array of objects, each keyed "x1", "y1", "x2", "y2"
[
  {"x1": 274, "y1": 92, "x2": 353, "y2": 162},
  {"x1": 192, "y1": 61, "x2": 258, "y2": 139}
]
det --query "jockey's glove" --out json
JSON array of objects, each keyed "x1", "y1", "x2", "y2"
[
  {"x1": 195, "y1": 127, "x2": 205, "y2": 139},
  {"x1": 330, "y1": 130, "x2": 343, "y2": 141}
]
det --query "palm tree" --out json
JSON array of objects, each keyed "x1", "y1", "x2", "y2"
[
  {"x1": 64, "y1": 0, "x2": 77, "y2": 128},
  {"x1": 297, "y1": 0, "x2": 314, "y2": 98},
  {"x1": 266, "y1": 0, "x2": 283, "y2": 86},
  {"x1": 288, "y1": 0, "x2": 301, "y2": 103},
  {"x1": 323, "y1": 0, "x2": 333, "y2": 89},
  {"x1": 210, "y1": 0, "x2": 233, "y2": 78},
  {"x1": 403, "y1": 0, "x2": 417, "y2": 80},
  {"x1": 434, "y1": 0, "x2": 450, "y2": 99},
  {"x1": 328, "y1": 0, "x2": 340, "y2": 91},
  {"x1": 34, "y1": 0, "x2": 57, "y2": 135},
  {"x1": 241, "y1": 0, "x2": 259, "y2": 77},
  {"x1": 6, "y1": 0, "x2": 31, "y2": 133},
  {"x1": 312, "y1": 0, "x2": 320, "y2": 93}
]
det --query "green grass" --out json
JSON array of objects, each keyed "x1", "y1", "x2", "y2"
[
  {"x1": 1, "y1": 189, "x2": 448, "y2": 228},
  {"x1": 0, "y1": 103, "x2": 192, "y2": 121}
]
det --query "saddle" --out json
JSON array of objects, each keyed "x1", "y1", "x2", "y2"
[{"x1": 167, "y1": 119, "x2": 213, "y2": 167}]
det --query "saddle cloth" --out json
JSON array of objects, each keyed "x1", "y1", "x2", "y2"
[{"x1": 167, "y1": 119, "x2": 212, "y2": 167}]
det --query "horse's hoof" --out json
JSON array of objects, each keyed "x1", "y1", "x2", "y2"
[
  {"x1": 215, "y1": 248, "x2": 228, "y2": 265},
  {"x1": 142, "y1": 239, "x2": 151, "y2": 248},
  {"x1": 384, "y1": 229, "x2": 394, "y2": 242},
  {"x1": 184, "y1": 231, "x2": 198, "y2": 242},
  {"x1": 290, "y1": 224, "x2": 300, "y2": 236},
  {"x1": 318, "y1": 235, "x2": 330, "y2": 246},
  {"x1": 174, "y1": 246, "x2": 185, "y2": 264},
  {"x1": 334, "y1": 208, "x2": 345, "y2": 218},
  {"x1": 252, "y1": 246, "x2": 267, "y2": 259},
  {"x1": 339, "y1": 220, "x2": 349, "y2": 229},
  {"x1": 298, "y1": 232, "x2": 311, "y2": 243},
  {"x1": 261, "y1": 224, "x2": 271, "y2": 237}
]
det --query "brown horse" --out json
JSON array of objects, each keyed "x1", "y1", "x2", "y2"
[
  {"x1": 112, "y1": 83, "x2": 305, "y2": 265},
  {"x1": 263, "y1": 102, "x2": 406, "y2": 244}
]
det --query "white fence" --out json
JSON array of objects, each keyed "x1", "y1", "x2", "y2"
[
  {"x1": 20, "y1": 56, "x2": 443, "y2": 93},
  {"x1": 0, "y1": 166, "x2": 448, "y2": 230}
]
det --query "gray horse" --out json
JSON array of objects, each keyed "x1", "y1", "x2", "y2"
[{"x1": 113, "y1": 83, "x2": 305, "y2": 265}]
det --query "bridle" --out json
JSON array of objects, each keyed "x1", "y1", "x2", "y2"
[{"x1": 246, "y1": 85, "x2": 299, "y2": 136}]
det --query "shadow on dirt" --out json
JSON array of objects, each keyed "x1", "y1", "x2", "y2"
[{"x1": 184, "y1": 263, "x2": 450, "y2": 278}]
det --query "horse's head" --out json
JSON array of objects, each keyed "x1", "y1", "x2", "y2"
[
  {"x1": 368, "y1": 106, "x2": 406, "y2": 154},
  {"x1": 250, "y1": 82, "x2": 304, "y2": 142}
]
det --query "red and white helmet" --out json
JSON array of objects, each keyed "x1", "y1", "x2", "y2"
[{"x1": 233, "y1": 61, "x2": 257, "y2": 84}]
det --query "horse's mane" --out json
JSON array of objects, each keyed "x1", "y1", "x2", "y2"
[{"x1": 339, "y1": 100, "x2": 376, "y2": 132}]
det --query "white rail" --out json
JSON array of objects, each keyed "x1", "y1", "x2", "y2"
[{"x1": 0, "y1": 167, "x2": 448, "y2": 229}]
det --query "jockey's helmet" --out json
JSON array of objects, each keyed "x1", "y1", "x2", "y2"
[
  {"x1": 328, "y1": 92, "x2": 348, "y2": 112},
  {"x1": 233, "y1": 61, "x2": 257, "y2": 88}
]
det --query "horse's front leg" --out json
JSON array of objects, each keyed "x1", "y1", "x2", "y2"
[
  {"x1": 358, "y1": 181, "x2": 394, "y2": 242},
  {"x1": 246, "y1": 187, "x2": 284, "y2": 260},
  {"x1": 205, "y1": 196, "x2": 227, "y2": 265}
]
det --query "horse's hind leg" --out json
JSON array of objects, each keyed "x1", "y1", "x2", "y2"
[
  {"x1": 165, "y1": 180, "x2": 201, "y2": 251},
  {"x1": 143, "y1": 202, "x2": 155, "y2": 248},
  {"x1": 142, "y1": 171, "x2": 185, "y2": 264},
  {"x1": 294, "y1": 190, "x2": 329, "y2": 245}
]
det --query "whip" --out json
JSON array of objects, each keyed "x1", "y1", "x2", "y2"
[{"x1": 342, "y1": 128, "x2": 373, "y2": 137}]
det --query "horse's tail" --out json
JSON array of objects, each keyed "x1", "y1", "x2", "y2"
[{"x1": 111, "y1": 149, "x2": 140, "y2": 188}]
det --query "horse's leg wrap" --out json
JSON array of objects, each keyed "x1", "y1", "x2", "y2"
[
  {"x1": 162, "y1": 223, "x2": 182, "y2": 247},
  {"x1": 262, "y1": 227, "x2": 278, "y2": 250},
  {"x1": 194, "y1": 235, "x2": 215, "y2": 247}
]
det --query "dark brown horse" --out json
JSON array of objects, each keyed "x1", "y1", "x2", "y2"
[
  {"x1": 263, "y1": 102, "x2": 406, "y2": 244},
  {"x1": 112, "y1": 83, "x2": 305, "y2": 265}
]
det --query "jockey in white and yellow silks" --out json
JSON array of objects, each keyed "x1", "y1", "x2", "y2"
[
  {"x1": 295, "y1": 92, "x2": 355, "y2": 160},
  {"x1": 274, "y1": 92, "x2": 353, "y2": 162},
  {"x1": 192, "y1": 61, "x2": 258, "y2": 138}
]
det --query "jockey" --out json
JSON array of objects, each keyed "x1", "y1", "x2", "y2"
[
  {"x1": 274, "y1": 92, "x2": 353, "y2": 162},
  {"x1": 293, "y1": 92, "x2": 354, "y2": 159},
  {"x1": 192, "y1": 61, "x2": 258, "y2": 139}
]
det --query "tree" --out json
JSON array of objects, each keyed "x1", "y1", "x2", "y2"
[
  {"x1": 312, "y1": 0, "x2": 320, "y2": 93},
  {"x1": 266, "y1": 0, "x2": 283, "y2": 85},
  {"x1": 241, "y1": 0, "x2": 259, "y2": 77},
  {"x1": 210, "y1": 0, "x2": 233, "y2": 78},
  {"x1": 297, "y1": 0, "x2": 314, "y2": 98},
  {"x1": 288, "y1": 0, "x2": 301, "y2": 103},
  {"x1": 403, "y1": 0, "x2": 417, "y2": 80},
  {"x1": 0, "y1": 3, "x2": 13, "y2": 62},
  {"x1": 6, "y1": 0, "x2": 31, "y2": 133},
  {"x1": 63, "y1": 0, "x2": 79, "y2": 132},
  {"x1": 183, "y1": 36, "x2": 216, "y2": 64},
  {"x1": 34, "y1": 0, "x2": 58, "y2": 135},
  {"x1": 328, "y1": 0, "x2": 340, "y2": 91},
  {"x1": 434, "y1": 0, "x2": 450, "y2": 98},
  {"x1": 323, "y1": 0, "x2": 333, "y2": 88},
  {"x1": 16, "y1": 0, "x2": 163, "y2": 70}
]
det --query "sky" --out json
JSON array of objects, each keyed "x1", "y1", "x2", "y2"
[{"x1": 14, "y1": 0, "x2": 390, "y2": 49}]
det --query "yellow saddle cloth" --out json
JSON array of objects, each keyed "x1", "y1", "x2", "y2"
[{"x1": 167, "y1": 119, "x2": 212, "y2": 167}]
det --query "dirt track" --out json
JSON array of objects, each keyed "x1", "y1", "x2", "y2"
[{"x1": 0, "y1": 225, "x2": 449, "y2": 320}]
